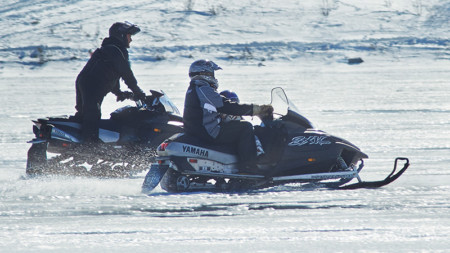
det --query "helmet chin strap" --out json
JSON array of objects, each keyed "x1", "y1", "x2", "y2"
[
  {"x1": 123, "y1": 34, "x2": 130, "y2": 48},
  {"x1": 191, "y1": 75, "x2": 219, "y2": 89},
  {"x1": 210, "y1": 81, "x2": 219, "y2": 90}
]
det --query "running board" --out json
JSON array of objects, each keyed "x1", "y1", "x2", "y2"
[
  {"x1": 181, "y1": 170, "x2": 266, "y2": 179},
  {"x1": 272, "y1": 170, "x2": 358, "y2": 182}
]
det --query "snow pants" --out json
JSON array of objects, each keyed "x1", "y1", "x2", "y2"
[{"x1": 75, "y1": 78, "x2": 104, "y2": 143}]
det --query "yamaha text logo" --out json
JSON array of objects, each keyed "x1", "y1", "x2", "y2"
[
  {"x1": 288, "y1": 135, "x2": 331, "y2": 146},
  {"x1": 182, "y1": 145, "x2": 209, "y2": 158}
]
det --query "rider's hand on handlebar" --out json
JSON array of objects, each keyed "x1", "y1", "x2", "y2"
[
  {"x1": 133, "y1": 91, "x2": 146, "y2": 101},
  {"x1": 116, "y1": 91, "x2": 134, "y2": 102},
  {"x1": 253, "y1": 104, "x2": 274, "y2": 119}
]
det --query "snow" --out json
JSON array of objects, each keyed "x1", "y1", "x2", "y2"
[
  {"x1": 1, "y1": 0, "x2": 448, "y2": 67},
  {"x1": 0, "y1": 0, "x2": 449, "y2": 252}
]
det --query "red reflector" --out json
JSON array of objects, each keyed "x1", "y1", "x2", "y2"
[
  {"x1": 158, "y1": 160, "x2": 163, "y2": 164},
  {"x1": 62, "y1": 143, "x2": 69, "y2": 147},
  {"x1": 188, "y1": 159, "x2": 197, "y2": 163}
]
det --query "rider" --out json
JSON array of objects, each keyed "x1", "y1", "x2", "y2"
[
  {"x1": 74, "y1": 21, "x2": 146, "y2": 144},
  {"x1": 183, "y1": 59, "x2": 273, "y2": 172}
]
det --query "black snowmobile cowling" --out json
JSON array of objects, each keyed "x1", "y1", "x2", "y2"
[
  {"x1": 142, "y1": 87, "x2": 409, "y2": 193},
  {"x1": 26, "y1": 90, "x2": 183, "y2": 178}
]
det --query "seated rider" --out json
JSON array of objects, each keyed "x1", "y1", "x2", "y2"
[
  {"x1": 183, "y1": 59, "x2": 273, "y2": 172},
  {"x1": 74, "y1": 21, "x2": 146, "y2": 144}
]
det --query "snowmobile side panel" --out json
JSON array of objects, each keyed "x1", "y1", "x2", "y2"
[{"x1": 162, "y1": 141, "x2": 238, "y2": 164}]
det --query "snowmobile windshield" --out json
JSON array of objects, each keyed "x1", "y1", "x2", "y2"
[
  {"x1": 136, "y1": 90, "x2": 181, "y2": 116},
  {"x1": 270, "y1": 87, "x2": 299, "y2": 116},
  {"x1": 158, "y1": 91, "x2": 181, "y2": 116},
  {"x1": 270, "y1": 87, "x2": 314, "y2": 129}
]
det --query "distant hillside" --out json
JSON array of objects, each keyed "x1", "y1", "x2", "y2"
[{"x1": 0, "y1": 0, "x2": 448, "y2": 66}]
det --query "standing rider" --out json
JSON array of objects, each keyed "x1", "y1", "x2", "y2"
[
  {"x1": 183, "y1": 59, "x2": 273, "y2": 172},
  {"x1": 74, "y1": 21, "x2": 146, "y2": 144}
]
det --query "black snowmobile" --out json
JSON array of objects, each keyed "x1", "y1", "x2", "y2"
[
  {"x1": 26, "y1": 90, "x2": 183, "y2": 178},
  {"x1": 142, "y1": 87, "x2": 409, "y2": 193}
]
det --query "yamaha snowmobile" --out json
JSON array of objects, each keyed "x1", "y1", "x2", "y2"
[
  {"x1": 26, "y1": 90, "x2": 183, "y2": 178},
  {"x1": 142, "y1": 87, "x2": 409, "y2": 193}
]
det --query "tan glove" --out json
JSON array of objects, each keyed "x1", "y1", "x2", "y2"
[{"x1": 253, "y1": 104, "x2": 274, "y2": 118}]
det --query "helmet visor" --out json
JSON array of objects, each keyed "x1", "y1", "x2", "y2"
[
  {"x1": 207, "y1": 60, "x2": 222, "y2": 71},
  {"x1": 125, "y1": 21, "x2": 141, "y2": 35}
]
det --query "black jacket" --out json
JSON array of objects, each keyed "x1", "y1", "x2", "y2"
[
  {"x1": 183, "y1": 77, "x2": 253, "y2": 141},
  {"x1": 76, "y1": 37, "x2": 142, "y2": 98}
]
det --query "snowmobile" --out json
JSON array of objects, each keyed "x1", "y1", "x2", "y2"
[
  {"x1": 26, "y1": 90, "x2": 183, "y2": 178},
  {"x1": 142, "y1": 87, "x2": 409, "y2": 193}
]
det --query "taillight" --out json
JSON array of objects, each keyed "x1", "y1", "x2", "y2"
[{"x1": 159, "y1": 142, "x2": 169, "y2": 151}]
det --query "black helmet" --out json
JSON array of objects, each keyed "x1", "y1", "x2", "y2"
[
  {"x1": 109, "y1": 21, "x2": 140, "y2": 47},
  {"x1": 188, "y1": 59, "x2": 222, "y2": 78}
]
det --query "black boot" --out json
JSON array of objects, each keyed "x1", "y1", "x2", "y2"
[{"x1": 240, "y1": 163, "x2": 272, "y2": 175}]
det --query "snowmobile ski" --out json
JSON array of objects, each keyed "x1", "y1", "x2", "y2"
[{"x1": 337, "y1": 157, "x2": 409, "y2": 189}]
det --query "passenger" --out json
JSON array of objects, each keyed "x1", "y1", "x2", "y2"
[
  {"x1": 74, "y1": 21, "x2": 146, "y2": 144},
  {"x1": 219, "y1": 90, "x2": 243, "y2": 122},
  {"x1": 183, "y1": 59, "x2": 273, "y2": 172},
  {"x1": 219, "y1": 90, "x2": 264, "y2": 156}
]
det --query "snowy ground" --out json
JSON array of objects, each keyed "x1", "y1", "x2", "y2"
[{"x1": 1, "y1": 1, "x2": 449, "y2": 252}]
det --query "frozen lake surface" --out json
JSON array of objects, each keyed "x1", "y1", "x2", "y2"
[{"x1": 1, "y1": 58, "x2": 449, "y2": 252}]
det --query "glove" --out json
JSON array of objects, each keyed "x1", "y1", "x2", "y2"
[
  {"x1": 132, "y1": 90, "x2": 146, "y2": 101},
  {"x1": 116, "y1": 91, "x2": 134, "y2": 102},
  {"x1": 253, "y1": 104, "x2": 274, "y2": 118}
]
